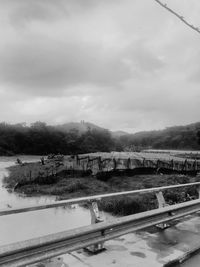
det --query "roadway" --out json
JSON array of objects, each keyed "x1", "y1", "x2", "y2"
[{"x1": 29, "y1": 214, "x2": 200, "y2": 267}]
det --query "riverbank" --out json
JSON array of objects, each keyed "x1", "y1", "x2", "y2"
[
  {"x1": 0, "y1": 157, "x2": 96, "y2": 247},
  {"x1": 4, "y1": 161, "x2": 200, "y2": 216}
]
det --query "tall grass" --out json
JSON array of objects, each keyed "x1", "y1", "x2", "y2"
[{"x1": 3, "y1": 161, "x2": 66, "y2": 188}]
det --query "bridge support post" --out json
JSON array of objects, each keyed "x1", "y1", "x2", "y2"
[
  {"x1": 155, "y1": 191, "x2": 169, "y2": 229},
  {"x1": 86, "y1": 201, "x2": 105, "y2": 253}
]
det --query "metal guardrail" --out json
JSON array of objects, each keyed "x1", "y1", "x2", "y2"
[
  {"x1": 1, "y1": 199, "x2": 200, "y2": 267},
  {"x1": 1, "y1": 182, "x2": 200, "y2": 266},
  {"x1": 1, "y1": 181, "x2": 200, "y2": 216}
]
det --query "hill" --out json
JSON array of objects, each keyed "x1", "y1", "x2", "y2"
[
  {"x1": 119, "y1": 122, "x2": 200, "y2": 151},
  {"x1": 57, "y1": 122, "x2": 128, "y2": 137},
  {"x1": 0, "y1": 121, "x2": 116, "y2": 156},
  {"x1": 111, "y1": 130, "x2": 129, "y2": 138},
  {"x1": 57, "y1": 121, "x2": 106, "y2": 134}
]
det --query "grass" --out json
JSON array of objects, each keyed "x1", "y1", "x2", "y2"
[
  {"x1": 100, "y1": 174, "x2": 199, "y2": 216},
  {"x1": 4, "y1": 162, "x2": 200, "y2": 216},
  {"x1": 4, "y1": 161, "x2": 66, "y2": 187}
]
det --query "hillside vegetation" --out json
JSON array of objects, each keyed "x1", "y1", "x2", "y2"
[
  {"x1": 0, "y1": 121, "x2": 200, "y2": 156},
  {"x1": 0, "y1": 122, "x2": 116, "y2": 156},
  {"x1": 119, "y1": 122, "x2": 200, "y2": 151}
]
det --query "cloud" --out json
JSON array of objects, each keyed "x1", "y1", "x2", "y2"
[
  {"x1": 0, "y1": 0, "x2": 199, "y2": 131},
  {"x1": 2, "y1": 0, "x2": 117, "y2": 28},
  {"x1": 0, "y1": 37, "x2": 165, "y2": 95}
]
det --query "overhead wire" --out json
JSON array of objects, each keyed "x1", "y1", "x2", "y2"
[{"x1": 154, "y1": 0, "x2": 200, "y2": 34}]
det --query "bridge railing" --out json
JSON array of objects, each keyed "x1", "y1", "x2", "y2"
[
  {"x1": 1, "y1": 181, "x2": 200, "y2": 217},
  {"x1": 1, "y1": 181, "x2": 200, "y2": 266},
  {"x1": 1, "y1": 195, "x2": 200, "y2": 266}
]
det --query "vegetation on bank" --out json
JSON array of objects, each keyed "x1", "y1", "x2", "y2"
[
  {"x1": 0, "y1": 121, "x2": 200, "y2": 156},
  {"x1": 4, "y1": 161, "x2": 200, "y2": 216}
]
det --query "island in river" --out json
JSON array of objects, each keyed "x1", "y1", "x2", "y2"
[{"x1": 3, "y1": 155, "x2": 200, "y2": 216}]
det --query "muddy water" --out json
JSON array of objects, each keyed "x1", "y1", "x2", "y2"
[{"x1": 0, "y1": 156, "x2": 96, "y2": 246}]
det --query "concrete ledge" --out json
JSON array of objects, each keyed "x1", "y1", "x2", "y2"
[{"x1": 164, "y1": 243, "x2": 200, "y2": 266}]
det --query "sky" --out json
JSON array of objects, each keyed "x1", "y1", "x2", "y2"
[{"x1": 0, "y1": 0, "x2": 200, "y2": 133}]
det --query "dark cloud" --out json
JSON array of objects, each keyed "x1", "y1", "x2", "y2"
[
  {"x1": 4, "y1": 0, "x2": 117, "y2": 27},
  {"x1": 0, "y1": 40, "x2": 131, "y2": 94},
  {"x1": 11, "y1": 2, "x2": 67, "y2": 26},
  {"x1": 2, "y1": 0, "x2": 68, "y2": 27},
  {"x1": 0, "y1": 36, "x2": 164, "y2": 96}
]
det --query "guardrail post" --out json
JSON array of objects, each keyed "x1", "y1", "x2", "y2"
[
  {"x1": 196, "y1": 185, "x2": 200, "y2": 199},
  {"x1": 171, "y1": 159, "x2": 174, "y2": 170},
  {"x1": 194, "y1": 160, "x2": 197, "y2": 171},
  {"x1": 86, "y1": 200, "x2": 105, "y2": 253},
  {"x1": 155, "y1": 191, "x2": 169, "y2": 229},
  {"x1": 155, "y1": 191, "x2": 166, "y2": 208}
]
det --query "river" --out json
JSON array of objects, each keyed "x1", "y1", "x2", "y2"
[
  {"x1": 1, "y1": 156, "x2": 200, "y2": 267},
  {"x1": 0, "y1": 156, "x2": 100, "y2": 246}
]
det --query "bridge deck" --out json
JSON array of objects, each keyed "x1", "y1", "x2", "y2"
[
  {"x1": 29, "y1": 214, "x2": 200, "y2": 267},
  {"x1": 1, "y1": 199, "x2": 200, "y2": 266}
]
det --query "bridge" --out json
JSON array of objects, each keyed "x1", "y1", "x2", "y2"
[
  {"x1": 1, "y1": 182, "x2": 200, "y2": 267},
  {"x1": 65, "y1": 152, "x2": 200, "y2": 175}
]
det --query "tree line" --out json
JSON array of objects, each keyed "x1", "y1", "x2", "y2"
[
  {"x1": 0, "y1": 122, "x2": 117, "y2": 156},
  {"x1": 0, "y1": 121, "x2": 199, "y2": 156},
  {"x1": 119, "y1": 122, "x2": 200, "y2": 151}
]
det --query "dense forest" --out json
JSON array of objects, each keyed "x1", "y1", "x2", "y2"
[
  {"x1": 0, "y1": 122, "x2": 117, "y2": 156},
  {"x1": 0, "y1": 121, "x2": 200, "y2": 156}
]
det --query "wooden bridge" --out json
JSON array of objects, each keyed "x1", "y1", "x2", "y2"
[
  {"x1": 1, "y1": 181, "x2": 200, "y2": 266},
  {"x1": 65, "y1": 152, "x2": 200, "y2": 175}
]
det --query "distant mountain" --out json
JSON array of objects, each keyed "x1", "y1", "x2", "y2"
[
  {"x1": 57, "y1": 121, "x2": 129, "y2": 137},
  {"x1": 56, "y1": 121, "x2": 200, "y2": 150},
  {"x1": 111, "y1": 130, "x2": 129, "y2": 138},
  {"x1": 57, "y1": 121, "x2": 107, "y2": 134}
]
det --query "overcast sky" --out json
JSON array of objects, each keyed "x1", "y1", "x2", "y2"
[{"x1": 0, "y1": 0, "x2": 200, "y2": 133}]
